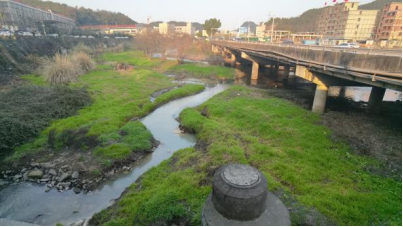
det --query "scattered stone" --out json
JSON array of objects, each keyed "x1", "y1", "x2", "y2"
[
  {"x1": 13, "y1": 175, "x2": 22, "y2": 180},
  {"x1": 58, "y1": 182, "x2": 71, "y2": 188},
  {"x1": 73, "y1": 187, "x2": 81, "y2": 194},
  {"x1": 45, "y1": 188, "x2": 51, "y2": 193},
  {"x1": 48, "y1": 169, "x2": 57, "y2": 176},
  {"x1": 0, "y1": 180, "x2": 8, "y2": 186},
  {"x1": 31, "y1": 163, "x2": 40, "y2": 168},
  {"x1": 59, "y1": 173, "x2": 70, "y2": 182},
  {"x1": 41, "y1": 162, "x2": 55, "y2": 169},
  {"x1": 23, "y1": 172, "x2": 29, "y2": 181},
  {"x1": 70, "y1": 219, "x2": 85, "y2": 226},
  {"x1": 47, "y1": 184, "x2": 53, "y2": 188},
  {"x1": 27, "y1": 169, "x2": 43, "y2": 179},
  {"x1": 40, "y1": 179, "x2": 50, "y2": 183},
  {"x1": 5, "y1": 170, "x2": 12, "y2": 175},
  {"x1": 71, "y1": 171, "x2": 79, "y2": 179},
  {"x1": 21, "y1": 168, "x2": 27, "y2": 173}
]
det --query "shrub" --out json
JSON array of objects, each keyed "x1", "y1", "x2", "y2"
[
  {"x1": 73, "y1": 42, "x2": 93, "y2": 54},
  {"x1": 44, "y1": 54, "x2": 80, "y2": 85},
  {"x1": 72, "y1": 52, "x2": 95, "y2": 74},
  {"x1": 0, "y1": 86, "x2": 92, "y2": 157}
]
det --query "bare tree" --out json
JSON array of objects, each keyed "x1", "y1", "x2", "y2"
[{"x1": 171, "y1": 33, "x2": 193, "y2": 64}]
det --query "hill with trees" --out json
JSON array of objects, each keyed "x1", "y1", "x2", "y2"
[
  {"x1": 266, "y1": 0, "x2": 395, "y2": 32},
  {"x1": 17, "y1": 0, "x2": 136, "y2": 26}
]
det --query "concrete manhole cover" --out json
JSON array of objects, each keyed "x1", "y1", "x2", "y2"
[{"x1": 223, "y1": 164, "x2": 260, "y2": 187}]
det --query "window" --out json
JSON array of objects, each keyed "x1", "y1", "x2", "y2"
[
  {"x1": 358, "y1": 18, "x2": 361, "y2": 22},
  {"x1": 356, "y1": 25, "x2": 359, "y2": 28},
  {"x1": 395, "y1": 6, "x2": 399, "y2": 10}
]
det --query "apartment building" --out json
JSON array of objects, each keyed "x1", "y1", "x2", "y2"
[
  {"x1": 174, "y1": 22, "x2": 195, "y2": 35},
  {"x1": 375, "y1": 2, "x2": 402, "y2": 47},
  {"x1": 318, "y1": 1, "x2": 379, "y2": 41},
  {"x1": 0, "y1": 0, "x2": 75, "y2": 32}
]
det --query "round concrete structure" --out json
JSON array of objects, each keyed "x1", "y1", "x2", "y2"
[{"x1": 202, "y1": 164, "x2": 290, "y2": 226}]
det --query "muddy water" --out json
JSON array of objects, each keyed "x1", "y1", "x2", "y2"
[{"x1": 0, "y1": 84, "x2": 229, "y2": 226}]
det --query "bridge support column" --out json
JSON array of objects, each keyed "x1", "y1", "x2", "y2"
[
  {"x1": 230, "y1": 54, "x2": 236, "y2": 67},
  {"x1": 296, "y1": 65, "x2": 330, "y2": 114},
  {"x1": 283, "y1": 65, "x2": 290, "y2": 84},
  {"x1": 251, "y1": 62, "x2": 259, "y2": 80},
  {"x1": 241, "y1": 52, "x2": 263, "y2": 81},
  {"x1": 367, "y1": 87, "x2": 386, "y2": 114},
  {"x1": 312, "y1": 84, "x2": 329, "y2": 114}
]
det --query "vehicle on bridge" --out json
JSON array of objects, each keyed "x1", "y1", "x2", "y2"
[{"x1": 334, "y1": 43, "x2": 360, "y2": 49}]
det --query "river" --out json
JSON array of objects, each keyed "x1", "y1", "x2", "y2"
[{"x1": 0, "y1": 84, "x2": 229, "y2": 226}]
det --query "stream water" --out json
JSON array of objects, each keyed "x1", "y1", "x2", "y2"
[{"x1": 0, "y1": 84, "x2": 229, "y2": 226}]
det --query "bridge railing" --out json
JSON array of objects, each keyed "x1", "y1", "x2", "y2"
[
  {"x1": 212, "y1": 40, "x2": 402, "y2": 57},
  {"x1": 212, "y1": 40, "x2": 402, "y2": 76}
]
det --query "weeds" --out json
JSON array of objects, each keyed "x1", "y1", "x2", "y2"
[{"x1": 0, "y1": 85, "x2": 91, "y2": 156}]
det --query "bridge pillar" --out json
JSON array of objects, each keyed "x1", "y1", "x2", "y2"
[
  {"x1": 367, "y1": 87, "x2": 386, "y2": 114},
  {"x1": 312, "y1": 84, "x2": 329, "y2": 114},
  {"x1": 252, "y1": 62, "x2": 259, "y2": 80},
  {"x1": 283, "y1": 65, "x2": 290, "y2": 84},
  {"x1": 296, "y1": 65, "x2": 329, "y2": 114},
  {"x1": 230, "y1": 54, "x2": 237, "y2": 67}
]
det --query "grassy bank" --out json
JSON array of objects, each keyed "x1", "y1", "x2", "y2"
[
  {"x1": 6, "y1": 51, "x2": 204, "y2": 165},
  {"x1": 92, "y1": 86, "x2": 401, "y2": 226},
  {"x1": 154, "y1": 84, "x2": 205, "y2": 105},
  {"x1": 168, "y1": 63, "x2": 235, "y2": 79}
]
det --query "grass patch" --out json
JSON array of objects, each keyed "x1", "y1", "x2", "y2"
[
  {"x1": 168, "y1": 63, "x2": 235, "y2": 79},
  {"x1": 102, "y1": 51, "x2": 162, "y2": 68},
  {"x1": 7, "y1": 51, "x2": 205, "y2": 165},
  {"x1": 92, "y1": 86, "x2": 402, "y2": 226},
  {"x1": 21, "y1": 74, "x2": 47, "y2": 86},
  {"x1": 154, "y1": 84, "x2": 205, "y2": 106}
]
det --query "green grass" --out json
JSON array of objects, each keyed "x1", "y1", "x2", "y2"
[
  {"x1": 8, "y1": 51, "x2": 204, "y2": 163},
  {"x1": 168, "y1": 63, "x2": 235, "y2": 79},
  {"x1": 102, "y1": 51, "x2": 162, "y2": 68},
  {"x1": 92, "y1": 86, "x2": 402, "y2": 226},
  {"x1": 21, "y1": 74, "x2": 47, "y2": 86},
  {"x1": 154, "y1": 84, "x2": 205, "y2": 106}
]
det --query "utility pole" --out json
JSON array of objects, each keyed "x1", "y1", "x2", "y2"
[
  {"x1": 269, "y1": 12, "x2": 275, "y2": 43},
  {"x1": 41, "y1": 21, "x2": 47, "y2": 36}
]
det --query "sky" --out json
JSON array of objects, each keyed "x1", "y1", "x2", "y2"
[{"x1": 49, "y1": 0, "x2": 374, "y2": 29}]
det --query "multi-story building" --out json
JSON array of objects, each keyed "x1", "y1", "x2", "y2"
[
  {"x1": 80, "y1": 24, "x2": 138, "y2": 35},
  {"x1": 375, "y1": 2, "x2": 402, "y2": 47},
  {"x1": 158, "y1": 22, "x2": 175, "y2": 35},
  {"x1": 256, "y1": 23, "x2": 266, "y2": 38},
  {"x1": 318, "y1": 1, "x2": 379, "y2": 42},
  {"x1": 174, "y1": 22, "x2": 195, "y2": 36},
  {"x1": 0, "y1": 0, "x2": 75, "y2": 32}
]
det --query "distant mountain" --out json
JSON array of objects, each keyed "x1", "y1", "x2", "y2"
[
  {"x1": 17, "y1": 0, "x2": 137, "y2": 26},
  {"x1": 240, "y1": 21, "x2": 257, "y2": 34},
  {"x1": 267, "y1": 0, "x2": 395, "y2": 33},
  {"x1": 359, "y1": 0, "x2": 396, "y2": 10}
]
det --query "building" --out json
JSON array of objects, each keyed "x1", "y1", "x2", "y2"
[
  {"x1": 174, "y1": 22, "x2": 195, "y2": 35},
  {"x1": 375, "y1": 2, "x2": 402, "y2": 47},
  {"x1": 291, "y1": 32, "x2": 323, "y2": 42},
  {"x1": 318, "y1": 1, "x2": 379, "y2": 42},
  {"x1": 80, "y1": 24, "x2": 137, "y2": 35},
  {"x1": 256, "y1": 23, "x2": 266, "y2": 38},
  {"x1": 158, "y1": 22, "x2": 175, "y2": 35},
  {"x1": 0, "y1": 0, "x2": 75, "y2": 32}
]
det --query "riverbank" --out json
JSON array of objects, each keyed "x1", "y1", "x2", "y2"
[
  {"x1": 91, "y1": 86, "x2": 401, "y2": 226},
  {"x1": 0, "y1": 51, "x2": 209, "y2": 192}
]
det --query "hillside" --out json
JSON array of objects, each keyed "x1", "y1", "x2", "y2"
[
  {"x1": 17, "y1": 0, "x2": 136, "y2": 26},
  {"x1": 268, "y1": 0, "x2": 395, "y2": 32}
]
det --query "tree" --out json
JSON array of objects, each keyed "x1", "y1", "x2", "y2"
[
  {"x1": 171, "y1": 34, "x2": 193, "y2": 64},
  {"x1": 204, "y1": 18, "x2": 221, "y2": 37}
]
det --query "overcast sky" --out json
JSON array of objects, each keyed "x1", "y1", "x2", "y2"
[{"x1": 49, "y1": 0, "x2": 374, "y2": 29}]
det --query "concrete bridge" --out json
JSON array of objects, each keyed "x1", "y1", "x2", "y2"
[{"x1": 211, "y1": 41, "x2": 402, "y2": 114}]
